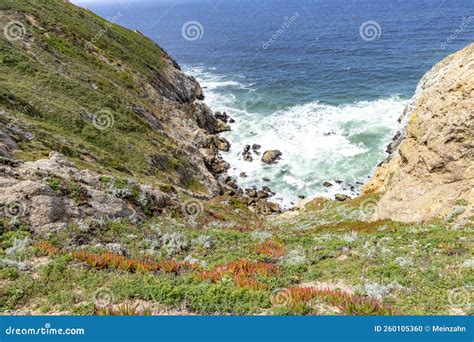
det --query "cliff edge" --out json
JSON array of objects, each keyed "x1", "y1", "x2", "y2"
[{"x1": 364, "y1": 43, "x2": 473, "y2": 222}]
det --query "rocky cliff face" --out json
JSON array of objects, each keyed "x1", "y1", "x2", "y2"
[
  {"x1": 0, "y1": 0, "x2": 229, "y2": 201},
  {"x1": 0, "y1": 1, "x2": 284, "y2": 233},
  {"x1": 364, "y1": 43, "x2": 473, "y2": 223}
]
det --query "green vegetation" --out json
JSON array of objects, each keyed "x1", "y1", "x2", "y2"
[
  {"x1": 0, "y1": 0, "x2": 472, "y2": 317},
  {"x1": 0, "y1": 0, "x2": 202, "y2": 191},
  {"x1": 1, "y1": 196, "x2": 472, "y2": 315},
  {"x1": 47, "y1": 176, "x2": 86, "y2": 203}
]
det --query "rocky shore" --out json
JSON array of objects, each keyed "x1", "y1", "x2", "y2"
[{"x1": 1, "y1": 0, "x2": 472, "y2": 236}]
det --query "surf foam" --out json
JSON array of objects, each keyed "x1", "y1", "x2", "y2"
[{"x1": 186, "y1": 66, "x2": 408, "y2": 207}]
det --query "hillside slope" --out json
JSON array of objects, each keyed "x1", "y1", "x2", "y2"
[
  {"x1": 364, "y1": 43, "x2": 473, "y2": 223},
  {"x1": 0, "y1": 0, "x2": 229, "y2": 198}
]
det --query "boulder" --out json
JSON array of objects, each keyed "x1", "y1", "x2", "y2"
[
  {"x1": 0, "y1": 152, "x2": 173, "y2": 234},
  {"x1": 266, "y1": 201, "x2": 281, "y2": 213},
  {"x1": 242, "y1": 145, "x2": 253, "y2": 162},
  {"x1": 243, "y1": 153, "x2": 253, "y2": 162},
  {"x1": 216, "y1": 120, "x2": 231, "y2": 133},
  {"x1": 261, "y1": 150, "x2": 282, "y2": 164},
  {"x1": 335, "y1": 194, "x2": 350, "y2": 202},
  {"x1": 246, "y1": 189, "x2": 257, "y2": 198},
  {"x1": 213, "y1": 136, "x2": 230, "y2": 152},
  {"x1": 214, "y1": 111, "x2": 231, "y2": 123},
  {"x1": 194, "y1": 103, "x2": 222, "y2": 134}
]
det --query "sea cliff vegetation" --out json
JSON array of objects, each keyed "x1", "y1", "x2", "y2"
[{"x1": 0, "y1": 0, "x2": 472, "y2": 316}]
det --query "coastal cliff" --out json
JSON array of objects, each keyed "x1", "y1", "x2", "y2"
[
  {"x1": 0, "y1": 0, "x2": 472, "y2": 316},
  {"x1": 363, "y1": 43, "x2": 473, "y2": 223}
]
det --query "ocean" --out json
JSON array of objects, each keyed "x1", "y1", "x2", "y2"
[{"x1": 76, "y1": 0, "x2": 473, "y2": 206}]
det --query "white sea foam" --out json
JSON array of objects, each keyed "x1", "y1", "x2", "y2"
[{"x1": 185, "y1": 66, "x2": 408, "y2": 207}]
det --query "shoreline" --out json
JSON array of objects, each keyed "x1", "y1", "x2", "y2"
[{"x1": 194, "y1": 76, "x2": 410, "y2": 212}]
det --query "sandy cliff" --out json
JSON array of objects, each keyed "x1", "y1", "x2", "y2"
[{"x1": 364, "y1": 43, "x2": 474, "y2": 222}]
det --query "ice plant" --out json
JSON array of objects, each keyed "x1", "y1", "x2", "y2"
[
  {"x1": 255, "y1": 240, "x2": 285, "y2": 259},
  {"x1": 196, "y1": 259, "x2": 278, "y2": 290},
  {"x1": 272, "y1": 286, "x2": 394, "y2": 315},
  {"x1": 96, "y1": 304, "x2": 151, "y2": 316},
  {"x1": 34, "y1": 241, "x2": 61, "y2": 255},
  {"x1": 71, "y1": 250, "x2": 162, "y2": 273}
]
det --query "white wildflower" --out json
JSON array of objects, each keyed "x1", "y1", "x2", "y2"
[
  {"x1": 362, "y1": 282, "x2": 402, "y2": 301},
  {"x1": 250, "y1": 231, "x2": 273, "y2": 242},
  {"x1": 192, "y1": 235, "x2": 214, "y2": 249},
  {"x1": 395, "y1": 256, "x2": 413, "y2": 267},
  {"x1": 284, "y1": 248, "x2": 306, "y2": 266},
  {"x1": 161, "y1": 232, "x2": 189, "y2": 255},
  {"x1": 341, "y1": 231, "x2": 358, "y2": 243},
  {"x1": 462, "y1": 259, "x2": 474, "y2": 268},
  {"x1": 5, "y1": 238, "x2": 31, "y2": 255}
]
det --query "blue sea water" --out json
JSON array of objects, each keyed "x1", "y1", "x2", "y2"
[{"x1": 76, "y1": 0, "x2": 473, "y2": 205}]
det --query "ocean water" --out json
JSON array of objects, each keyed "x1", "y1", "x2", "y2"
[{"x1": 77, "y1": 0, "x2": 473, "y2": 206}]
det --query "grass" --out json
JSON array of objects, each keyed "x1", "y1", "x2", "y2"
[
  {"x1": 1, "y1": 195, "x2": 471, "y2": 315},
  {"x1": 0, "y1": 0, "x2": 208, "y2": 193},
  {"x1": 47, "y1": 176, "x2": 87, "y2": 203}
]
